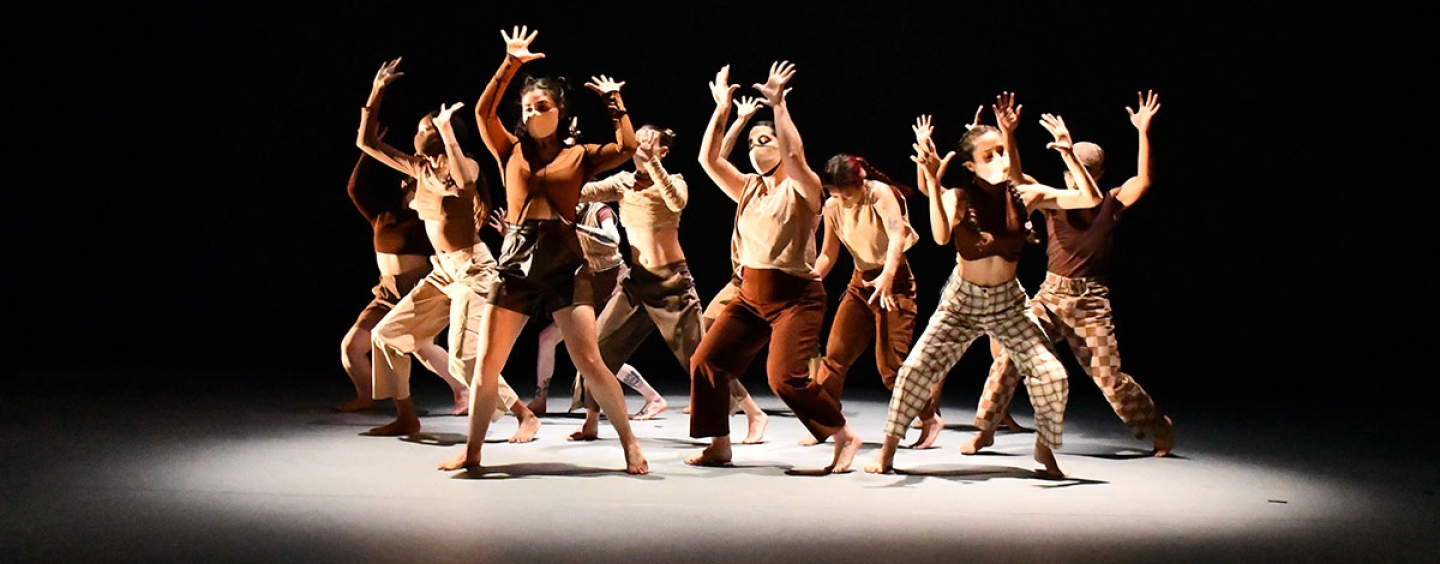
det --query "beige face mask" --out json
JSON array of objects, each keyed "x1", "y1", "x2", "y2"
[{"x1": 749, "y1": 145, "x2": 781, "y2": 176}]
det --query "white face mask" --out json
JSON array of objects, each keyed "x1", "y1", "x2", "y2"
[
  {"x1": 749, "y1": 145, "x2": 781, "y2": 176},
  {"x1": 972, "y1": 154, "x2": 1009, "y2": 185},
  {"x1": 525, "y1": 109, "x2": 559, "y2": 139}
]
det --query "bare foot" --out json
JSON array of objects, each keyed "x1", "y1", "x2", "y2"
[
  {"x1": 908, "y1": 414, "x2": 944, "y2": 450},
  {"x1": 960, "y1": 429, "x2": 994, "y2": 455},
  {"x1": 685, "y1": 437, "x2": 732, "y2": 467},
  {"x1": 452, "y1": 388, "x2": 470, "y2": 416},
  {"x1": 438, "y1": 450, "x2": 479, "y2": 471},
  {"x1": 1034, "y1": 438, "x2": 1064, "y2": 478},
  {"x1": 526, "y1": 392, "x2": 548, "y2": 417},
  {"x1": 742, "y1": 410, "x2": 768, "y2": 444},
  {"x1": 509, "y1": 412, "x2": 541, "y2": 443},
  {"x1": 864, "y1": 436, "x2": 900, "y2": 474},
  {"x1": 797, "y1": 434, "x2": 825, "y2": 446},
  {"x1": 1152, "y1": 415, "x2": 1175, "y2": 457},
  {"x1": 824, "y1": 425, "x2": 862, "y2": 474},
  {"x1": 681, "y1": 404, "x2": 692, "y2": 414},
  {"x1": 335, "y1": 397, "x2": 375, "y2": 412},
  {"x1": 567, "y1": 411, "x2": 600, "y2": 441},
  {"x1": 364, "y1": 417, "x2": 420, "y2": 437},
  {"x1": 623, "y1": 441, "x2": 650, "y2": 475},
  {"x1": 630, "y1": 397, "x2": 668, "y2": 420}
]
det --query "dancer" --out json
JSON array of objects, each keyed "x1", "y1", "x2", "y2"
[
  {"x1": 865, "y1": 94, "x2": 1075, "y2": 478},
  {"x1": 489, "y1": 201, "x2": 646, "y2": 418},
  {"x1": 802, "y1": 153, "x2": 942, "y2": 446},
  {"x1": 440, "y1": 26, "x2": 647, "y2": 473},
  {"x1": 337, "y1": 128, "x2": 468, "y2": 415},
  {"x1": 355, "y1": 58, "x2": 539, "y2": 438},
  {"x1": 687, "y1": 62, "x2": 860, "y2": 473},
  {"x1": 969, "y1": 90, "x2": 1173, "y2": 457},
  {"x1": 568, "y1": 124, "x2": 768, "y2": 443}
]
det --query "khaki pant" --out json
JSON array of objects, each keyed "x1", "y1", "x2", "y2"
[{"x1": 371, "y1": 244, "x2": 519, "y2": 421}]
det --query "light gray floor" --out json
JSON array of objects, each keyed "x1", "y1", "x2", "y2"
[{"x1": 2, "y1": 376, "x2": 1435, "y2": 564}]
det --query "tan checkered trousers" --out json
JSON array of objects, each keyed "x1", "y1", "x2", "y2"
[
  {"x1": 885, "y1": 267, "x2": 1069, "y2": 447},
  {"x1": 979, "y1": 272, "x2": 1168, "y2": 439}
]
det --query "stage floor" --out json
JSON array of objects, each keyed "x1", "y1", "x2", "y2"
[{"x1": 2, "y1": 372, "x2": 1435, "y2": 563}]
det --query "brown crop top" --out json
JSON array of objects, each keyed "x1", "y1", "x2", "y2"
[
  {"x1": 950, "y1": 179, "x2": 1030, "y2": 262},
  {"x1": 346, "y1": 153, "x2": 433, "y2": 256}
]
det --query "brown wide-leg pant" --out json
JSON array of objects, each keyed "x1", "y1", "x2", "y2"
[
  {"x1": 814, "y1": 262, "x2": 918, "y2": 401},
  {"x1": 980, "y1": 272, "x2": 1167, "y2": 439},
  {"x1": 690, "y1": 268, "x2": 845, "y2": 442}
]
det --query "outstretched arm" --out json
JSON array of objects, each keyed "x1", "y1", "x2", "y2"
[
  {"x1": 993, "y1": 91, "x2": 1026, "y2": 186},
  {"x1": 754, "y1": 61, "x2": 822, "y2": 212},
  {"x1": 914, "y1": 144, "x2": 959, "y2": 245},
  {"x1": 1023, "y1": 113, "x2": 1102, "y2": 210},
  {"x1": 575, "y1": 205, "x2": 621, "y2": 247},
  {"x1": 865, "y1": 184, "x2": 912, "y2": 310},
  {"x1": 1115, "y1": 90, "x2": 1160, "y2": 207},
  {"x1": 475, "y1": 26, "x2": 545, "y2": 169},
  {"x1": 698, "y1": 65, "x2": 750, "y2": 202},
  {"x1": 357, "y1": 58, "x2": 421, "y2": 177}
]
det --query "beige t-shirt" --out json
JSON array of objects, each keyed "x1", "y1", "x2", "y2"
[
  {"x1": 823, "y1": 180, "x2": 919, "y2": 272},
  {"x1": 734, "y1": 174, "x2": 821, "y2": 280},
  {"x1": 578, "y1": 159, "x2": 688, "y2": 230}
]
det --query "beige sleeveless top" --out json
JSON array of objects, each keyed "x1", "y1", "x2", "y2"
[
  {"x1": 734, "y1": 174, "x2": 821, "y2": 280},
  {"x1": 823, "y1": 180, "x2": 919, "y2": 272}
]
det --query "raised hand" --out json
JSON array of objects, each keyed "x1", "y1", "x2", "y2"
[
  {"x1": 965, "y1": 105, "x2": 984, "y2": 130},
  {"x1": 734, "y1": 96, "x2": 763, "y2": 119},
  {"x1": 752, "y1": 60, "x2": 796, "y2": 105},
  {"x1": 634, "y1": 127, "x2": 660, "y2": 166},
  {"x1": 911, "y1": 141, "x2": 955, "y2": 184},
  {"x1": 912, "y1": 114, "x2": 939, "y2": 155},
  {"x1": 992, "y1": 91, "x2": 1023, "y2": 132},
  {"x1": 501, "y1": 25, "x2": 545, "y2": 63},
  {"x1": 372, "y1": 57, "x2": 404, "y2": 90},
  {"x1": 709, "y1": 65, "x2": 740, "y2": 106},
  {"x1": 1126, "y1": 89, "x2": 1161, "y2": 132},
  {"x1": 434, "y1": 102, "x2": 465, "y2": 129},
  {"x1": 585, "y1": 74, "x2": 626, "y2": 96},
  {"x1": 1038, "y1": 113, "x2": 1072, "y2": 152}
]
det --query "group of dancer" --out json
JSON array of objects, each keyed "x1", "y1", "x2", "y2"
[{"x1": 338, "y1": 25, "x2": 1173, "y2": 478}]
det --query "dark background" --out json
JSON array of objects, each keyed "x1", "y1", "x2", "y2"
[{"x1": 9, "y1": 3, "x2": 1402, "y2": 417}]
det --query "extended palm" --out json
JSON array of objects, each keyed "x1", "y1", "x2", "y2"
[
  {"x1": 434, "y1": 102, "x2": 464, "y2": 129},
  {"x1": 993, "y1": 91, "x2": 1023, "y2": 132},
  {"x1": 502, "y1": 25, "x2": 545, "y2": 63},
  {"x1": 1127, "y1": 90, "x2": 1161, "y2": 132},
  {"x1": 1039, "y1": 113, "x2": 1071, "y2": 152},
  {"x1": 734, "y1": 96, "x2": 762, "y2": 119},
  {"x1": 585, "y1": 74, "x2": 625, "y2": 96},
  {"x1": 709, "y1": 65, "x2": 739, "y2": 106},
  {"x1": 753, "y1": 60, "x2": 795, "y2": 104},
  {"x1": 373, "y1": 58, "x2": 404, "y2": 89}
]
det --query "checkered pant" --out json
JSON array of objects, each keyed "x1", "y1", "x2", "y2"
[
  {"x1": 885, "y1": 268, "x2": 1069, "y2": 447},
  {"x1": 979, "y1": 272, "x2": 1166, "y2": 439}
]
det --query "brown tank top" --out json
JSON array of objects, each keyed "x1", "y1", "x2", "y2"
[
  {"x1": 1044, "y1": 189, "x2": 1127, "y2": 277},
  {"x1": 950, "y1": 179, "x2": 1029, "y2": 262}
]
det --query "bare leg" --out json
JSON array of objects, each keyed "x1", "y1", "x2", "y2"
[
  {"x1": 1034, "y1": 436, "x2": 1064, "y2": 478},
  {"x1": 864, "y1": 435, "x2": 901, "y2": 474},
  {"x1": 365, "y1": 396, "x2": 421, "y2": 436},
  {"x1": 413, "y1": 341, "x2": 468, "y2": 416},
  {"x1": 553, "y1": 305, "x2": 649, "y2": 474},
  {"x1": 530, "y1": 323, "x2": 564, "y2": 416},
  {"x1": 686, "y1": 435, "x2": 732, "y2": 467},
  {"x1": 621, "y1": 364, "x2": 669, "y2": 420},
  {"x1": 825, "y1": 424, "x2": 862, "y2": 474},
  {"x1": 337, "y1": 325, "x2": 376, "y2": 412},
  {"x1": 568, "y1": 408, "x2": 600, "y2": 441},
  {"x1": 439, "y1": 306, "x2": 528, "y2": 471}
]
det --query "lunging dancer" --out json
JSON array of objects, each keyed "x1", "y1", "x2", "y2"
[
  {"x1": 439, "y1": 26, "x2": 648, "y2": 473},
  {"x1": 687, "y1": 62, "x2": 860, "y2": 473},
  {"x1": 355, "y1": 58, "x2": 539, "y2": 438}
]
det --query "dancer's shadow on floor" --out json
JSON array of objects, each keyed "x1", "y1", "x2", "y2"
[
  {"x1": 398, "y1": 432, "x2": 473, "y2": 446},
  {"x1": 878, "y1": 464, "x2": 1109, "y2": 487},
  {"x1": 1068, "y1": 444, "x2": 1189, "y2": 461},
  {"x1": 447, "y1": 461, "x2": 663, "y2": 480}
]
